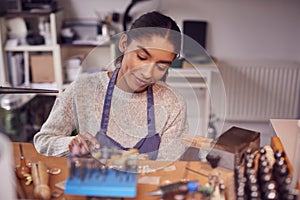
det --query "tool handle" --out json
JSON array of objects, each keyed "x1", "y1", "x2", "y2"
[
  {"x1": 31, "y1": 161, "x2": 51, "y2": 200},
  {"x1": 16, "y1": 144, "x2": 30, "y2": 179},
  {"x1": 160, "y1": 181, "x2": 186, "y2": 193}
]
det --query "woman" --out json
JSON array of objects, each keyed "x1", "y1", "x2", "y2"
[{"x1": 33, "y1": 11, "x2": 188, "y2": 160}]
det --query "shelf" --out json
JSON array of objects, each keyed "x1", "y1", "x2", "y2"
[
  {"x1": 169, "y1": 66, "x2": 217, "y2": 74},
  {"x1": 167, "y1": 82, "x2": 207, "y2": 88},
  {"x1": 5, "y1": 45, "x2": 57, "y2": 52},
  {"x1": 0, "y1": 10, "x2": 64, "y2": 91},
  {"x1": 61, "y1": 42, "x2": 111, "y2": 48},
  {"x1": 30, "y1": 82, "x2": 58, "y2": 90},
  {"x1": 5, "y1": 9, "x2": 63, "y2": 18},
  {"x1": 63, "y1": 83, "x2": 71, "y2": 89}
]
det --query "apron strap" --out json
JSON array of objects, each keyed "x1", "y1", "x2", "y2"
[{"x1": 96, "y1": 68, "x2": 159, "y2": 159}]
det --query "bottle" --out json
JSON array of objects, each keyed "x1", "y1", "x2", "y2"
[
  {"x1": 44, "y1": 21, "x2": 52, "y2": 45},
  {"x1": 38, "y1": 17, "x2": 52, "y2": 45}
]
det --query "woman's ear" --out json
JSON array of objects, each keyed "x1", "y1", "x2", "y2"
[{"x1": 118, "y1": 34, "x2": 128, "y2": 53}]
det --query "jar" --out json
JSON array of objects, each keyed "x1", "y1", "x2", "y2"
[{"x1": 0, "y1": 94, "x2": 35, "y2": 141}]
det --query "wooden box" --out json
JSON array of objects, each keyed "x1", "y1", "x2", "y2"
[{"x1": 207, "y1": 126, "x2": 260, "y2": 170}]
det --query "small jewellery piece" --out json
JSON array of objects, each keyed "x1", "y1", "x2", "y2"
[
  {"x1": 47, "y1": 167, "x2": 61, "y2": 175},
  {"x1": 24, "y1": 173, "x2": 32, "y2": 185},
  {"x1": 162, "y1": 179, "x2": 172, "y2": 185},
  {"x1": 51, "y1": 189, "x2": 63, "y2": 198}
]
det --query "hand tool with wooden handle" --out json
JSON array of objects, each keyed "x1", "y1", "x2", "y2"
[
  {"x1": 31, "y1": 161, "x2": 51, "y2": 200},
  {"x1": 16, "y1": 144, "x2": 30, "y2": 179}
]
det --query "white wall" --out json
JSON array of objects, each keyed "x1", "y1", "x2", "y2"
[
  {"x1": 59, "y1": 0, "x2": 300, "y2": 61},
  {"x1": 160, "y1": 0, "x2": 300, "y2": 61}
]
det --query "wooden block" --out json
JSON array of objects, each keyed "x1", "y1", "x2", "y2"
[{"x1": 207, "y1": 126, "x2": 260, "y2": 170}]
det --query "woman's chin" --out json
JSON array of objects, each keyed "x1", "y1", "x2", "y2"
[
  {"x1": 134, "y1": 87, "x2": 147, "y2": 93},
  {"x1": 130, "y1": 83, "x2": 148, "y2": 93}
]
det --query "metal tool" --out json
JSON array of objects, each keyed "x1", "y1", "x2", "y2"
[
  {"x1": 0, "y1": 86, "x2": 58, "y2": 94},
  {"x1": 147, "y1": 181, "x2": 197, "y2": 196}
]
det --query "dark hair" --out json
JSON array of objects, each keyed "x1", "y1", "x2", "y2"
[
  {"x1": 115, "y1": 12, "x2": 181, "y2": 65},
  {"x1": 128, "y1": 11, "x2": 181, "y2": 53},
  {"x1": 127, "y1": 11, "x2": 181, "y2": 53}
]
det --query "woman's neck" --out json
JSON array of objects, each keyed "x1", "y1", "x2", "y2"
[
  {"x1": 108, "y1": 69, "x2": 132, "y2": 93},
  {"x1": 108, "y1": 69, "x2": 147, "y2": 93}
]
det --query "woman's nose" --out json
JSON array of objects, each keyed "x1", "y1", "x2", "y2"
[{"x1": 141, "y1": 63, "x2": 155, "y2": 79}]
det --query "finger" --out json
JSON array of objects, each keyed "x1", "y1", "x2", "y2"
[
  {"x1": 73, "y1": 137, "x2": 80, "y2": 147},
  {"x1": 70, "y1": 143, "x2": 80, "y2": 156},
  {"x1": 80, "y1": 143, "x2": 88, "y2": 155},
  {"x1": 69, "y1": 137, "x2": 84, "y2": 155},
  {"x1": 81, "y1": 132, "x2": 100, "y2": 149},
  {"x1": 76, "y1": 134, "x2": 91, "y2": 153},
  {"x1": 68, "y1": 139, "x2": 77, "y2": 152}
]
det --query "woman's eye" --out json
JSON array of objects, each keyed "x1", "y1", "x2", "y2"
[
  {"x1": 156, "y1": 64, "x2": 169, "y2": 71},
  {"x1": 137, "y1": 54, "x2": 147, "y2": 60}
]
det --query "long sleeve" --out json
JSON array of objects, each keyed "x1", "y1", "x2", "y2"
[
  {"x1": 33, "y1": 84, "x2": 76, "y2": 156},
  {"x1": 156, "y1": 96, "x2": 188, "y2": 161}
]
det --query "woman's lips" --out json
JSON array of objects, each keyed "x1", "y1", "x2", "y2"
[{"x1": 134, "y1": 75, "x2": 150, "y2": 86}]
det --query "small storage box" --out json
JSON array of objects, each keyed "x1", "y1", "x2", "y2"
[
  {"x1": 207, "y1": 126, "x2": 260, "y2": 170},
  {"x1": 30, "y1": 54, "x2": 55, "y2": 83}
]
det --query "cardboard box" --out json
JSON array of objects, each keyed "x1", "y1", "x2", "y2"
[{"x1": 30, "y1": 54, "x2": 55, "y2": 83}]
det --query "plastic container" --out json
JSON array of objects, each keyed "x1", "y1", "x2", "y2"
[
  {"x1": 0, "y1": 94, "x2": 35, "y2": 141},
  {"x1": 65, "y1": 58, "x2": 82, "y2": 83}
]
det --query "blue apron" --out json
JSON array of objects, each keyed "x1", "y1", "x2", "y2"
[{"x1": 95, "y1": 68, "x2": 161, "y2": 160}]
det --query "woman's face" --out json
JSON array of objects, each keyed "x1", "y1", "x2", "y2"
[{"x1": 117, "y1": 34, "x2": 176, "y2": 93}]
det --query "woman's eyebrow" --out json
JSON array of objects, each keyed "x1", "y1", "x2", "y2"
[
  {"x1": 137, "y1": 45, "x2": 151, "y2": 57},
  {"x1": 157, "y1": 60, "x2": 173, "y2": 65}
]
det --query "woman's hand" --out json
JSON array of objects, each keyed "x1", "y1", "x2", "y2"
[{"x1": 68, "y1": 132, "x2": 100, "y2": 156}]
